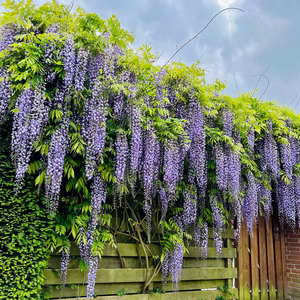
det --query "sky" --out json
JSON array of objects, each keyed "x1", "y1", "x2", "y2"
[{"x1": 1, "y1": 0, "x2": 300, "y2": 111}]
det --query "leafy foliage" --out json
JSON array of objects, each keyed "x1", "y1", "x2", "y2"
[
  {"x1": 0, "y1": 124, "x2": 54, "y2": 299},
  {"x1": 0, "y1": 0, "x2": 300, "y2": 296}
]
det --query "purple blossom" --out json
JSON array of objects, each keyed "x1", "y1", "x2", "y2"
[
  {"x1": 188, "y1": 99, "x2": 206, "y2": 193},
  {"x1": 258, "y1": 178, "x2": 272, "y2": 222},
  {"x1": 130, "y1": 100, "x2": 142, "y2": 187},
  {"x1": 45, "y1": 117, "x2": 69, "y2": 213},
  {"x1": 0, "y1": 25, "x2": 16, "y2": 51},
  {"x1": 91, "y1": 173, "x2": 107, "y2": 213},
  {"x1": 242, "y1": 171, "x2": 258, "y2": 234},
  {"x1": 280, "y1": 140, "x2": 293, "y2": 180},
  {"x1": 210, "y1": 195, "x2": 224, "y2": 257},
  {"x1": 247, "y1": 127, "x2": 255, "y2": 150},
  {"x1": 0, "y1": 68, "x2": 11, "y2": 123},
  {"x1": 63, "y1": 36, "x2": 75, "y2": 88},
  {"x1": 87, "y1": 55, "x2": 104, "y2": 86},
  {"x1": 264, "y1": 121, "x2": 280, "y2": 178},
  {"x1": 115, "y1": 132, "x2": 129, "y2": 190},
  {"x1": 85, "y1": 81, "x2": 108, "y2": 180},
  {"x1": 60, "y1": 247, "x2": 70, "y2": 287},
  {"x1": 194, "y1": 221, "x2": 208, "y2": 258},
  {"x1": 159, "y1": 188, "x2": 169, "y2": 220},
  {"x1": 12, "y1": 86, "x2": 49, "y2": 189},
  {"x1": 74, "y1": 48, "x2": 89, "y2": 92},
  {"x1": 183, "y1": 189, "x2": 197, "y2": 227},
  {"x1": 165, "y1": 244, "x2": 184, "y2": 291},
  {"x1": 142, "y1": 122, "x2": 159, "y2": 201},
  {"x1": 223, "y1": 109, "x2": 233, "y2": 137},
  {"x1": 294, "y1": 175, "x2": 300, "y2": 228},
  {"x1": 276, "y1": 178, "x2": 296, "y2": 228},
  {"x1": 87, "y1": 255, "x2": 99, "y2": 299},
  {"x1": 163, "y1": 139, "x2": 180, "y2": 195},
  {"x1": 215, "y1": 145, "x2": 227, "y2": 190}
]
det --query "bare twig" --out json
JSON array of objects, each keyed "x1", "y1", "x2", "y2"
[
  {"x1": 251, "y1": 65, "x2": 270, "y2": 97},
  {"x1": 258, "y1": 74, "x2": 269, "y2": 100},
  {"x1": 288, "y1": 90, "x2": 300, "y2": 106},
  {"x1": 233, "y1": 72, "x2": 239, "y2": 95},
  {"x1": 162, "y1": 7, "x2": 244, "y2": 68}
]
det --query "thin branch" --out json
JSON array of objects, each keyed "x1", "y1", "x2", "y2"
[
  {"x1": 288, "y1": 90, "x2": 300, "y2": 106},
  {"x1": 233, "y1": 72, "x2": 239, "y2": 95},
  {"x1": 251, "y1": 65, "x2": 270, "y2": 97},
  {"x1": 162, "y1": 7, "x2": 244, "y2": 68},
  {"x1": 258, "y1": 74, "x2": 269, "y2": 100}
]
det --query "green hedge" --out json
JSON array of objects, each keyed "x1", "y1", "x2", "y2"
[{"x1": 0, "y1": 125, "x2": 53, "y2": 299}]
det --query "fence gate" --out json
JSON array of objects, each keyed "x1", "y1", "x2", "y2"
[{"x1": 238, "y1": 215, "x2": 287, "y2": 300}]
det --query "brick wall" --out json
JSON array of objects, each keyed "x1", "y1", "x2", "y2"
[{"x1": 285, "y1": 226, "x2": 300, "y2": 299}]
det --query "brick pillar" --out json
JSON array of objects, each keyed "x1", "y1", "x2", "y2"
[{"x1": 285, "y1": 226, "x2": 300, "y2": 299}]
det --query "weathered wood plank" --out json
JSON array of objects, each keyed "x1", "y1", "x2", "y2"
[
  {"x1": 250, "y1": 224, "x2": 259, "y2": 300},
  {"x1": 238, "y1": 222, "x2": 251, "y2": 300},
  {"x1": 52, "y1": 288, "x2": 239, "y2": 300},
  {"x1": 258, "y1": 215, "x2": 268, "y2": 300},
  {"x1": 51, "y1": 244, "x2": 236, "y2": 259},
  {"x1": 280, "y1": 225, "x2": 288, "y2": 299},
  {"x1": 47, "y1": 282, "x2": 144, "y2": 298},
  {"x1": 44, "y1": 267, "x2": 237, "y2": 285},
  {"x1": 266, "y1": 217, "x2": 276, "y2": 300},
  {"x1": 273, "y1": 218, "x2": 284, "y2": 299},
  {"x1": 48, "y1": 256, "x2": 225, "y2": 270},
  {"x1": 154, "y1": 279, "x2": 226, "y2": 292}
]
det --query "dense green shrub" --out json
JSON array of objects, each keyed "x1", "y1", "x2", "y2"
[{"x1": 0, "y1": 125, "x2": 54, "y2": 299}]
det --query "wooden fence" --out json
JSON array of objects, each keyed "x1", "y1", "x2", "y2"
[
  {"x1": 238, "y1": 216, "x2": 287, "y2": 300},
  {"x1": 43, "y1": 229, "x2": 238, "y2": 299}
]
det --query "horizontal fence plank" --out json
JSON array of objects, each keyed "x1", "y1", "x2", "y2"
[
  {"x1": 52, "y1": 288, "x2": 238, "y2": 300},
  {"x1": 51, "y1": 244, "x2": 236, "y2": 259},
  {"x1": 44, "y1": 267, "x2": 237, "y2": 285},
  {"x1": 47, "y1": 279, "x2": 227, "y2": 298},
  {"x1": 48, "y1": 256, "x2": 225, "y2": 269}
]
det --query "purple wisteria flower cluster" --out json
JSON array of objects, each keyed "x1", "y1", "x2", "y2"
[{"x1": 2, "y1": 17, "x2": 300, "y2": 297}]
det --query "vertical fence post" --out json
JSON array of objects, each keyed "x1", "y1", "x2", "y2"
[
  {"x1": 238, "y1": 222, "x2": 251, "y2": 300},
  {"x1": 258, "y1": 215, "x2": 268, "y2": 300},
  {"x1": 266, "y1": 218, "x2": 277, "y2": 300},
  {"x1": 250, "y1": 224, "x2": 260, "y2": 300}
]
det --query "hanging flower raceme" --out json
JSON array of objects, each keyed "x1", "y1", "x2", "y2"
[
  {"x1": 210, "y1": 195, "x2": 224, "y2": 257},
  {"x1": 214, "y1": 144, "x2": 227, "y2": 190},
  {"x1": 242, "y1": 171, "x2": 258, "y2": 234},
  {"x1": 263, "y1": 121, "x2": 280, "y2": 178},
  {"x1": 194, "y1": 221, "x2": 208, "y2": 258},
  {"x1": 294, "y1": 175, "x2": 300, "y2": 228},
  {"x1": 164, "y1": 243, "x2": 184, "y2": 291},
  {"x1": 130, "y1": 95, "x2": 142, "y2": 187},
  {"x1": 142, "y1": 122, "x2": 158, "y2": 201},
  {"x1": 74, "y1": 48, "x2": 89, "y2": 93},
  {"x1": 223, "y1": 109, "x2": 233, "y2": 138},
  {"x1": 60, "y1": 247, "x2": 70, "y2": 288},
  {"x1": 183, "y1": 188, "x2": 197, "y2": 227},
  {"x1": 12, "y1": 85, "x2": 48, "y2": 189},
  {"x1": 86, "y1": 255, "x2": 99, "y2": 299},
  {"x1": 85, "y1": 81, "x2": 108, "y2": 180},
  {"x1": 63, "y1": 36, "x2": 75, "y2": 89},
  {"x1": 258, "y1": 177, "x2": 272, "y2": 221},
  {"x1": 247, "y1": 127, "x2": 255, "y2": 151},
  {"x1": 277, "y1": 178, "x2": 296, "y2": 228},
  {"x1": 163, "y1": 139, "x2": 180, "y2": 196},
  {"x1": 0, "y1": 25, "x2": 16, "y2": 51},
  {"x1": 45, "y1": 116, "x2": 69, "y2": 213},
  {"x1": 115, "y1": 131, "x2": 129, "y2": 192},
  {"x1": 188, "y1": 98, "x2": 206, "y2": 193},
  {"x1": 280, "y1": 140, "x2": 293, "y2": 180},
  {"x1": 0, "y1": 68, "x2": 11, "y2": 123}
]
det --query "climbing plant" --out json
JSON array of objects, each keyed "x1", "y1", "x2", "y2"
[{"x1": 0, "y1": 0, "x2": 300, "y2": 298}]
